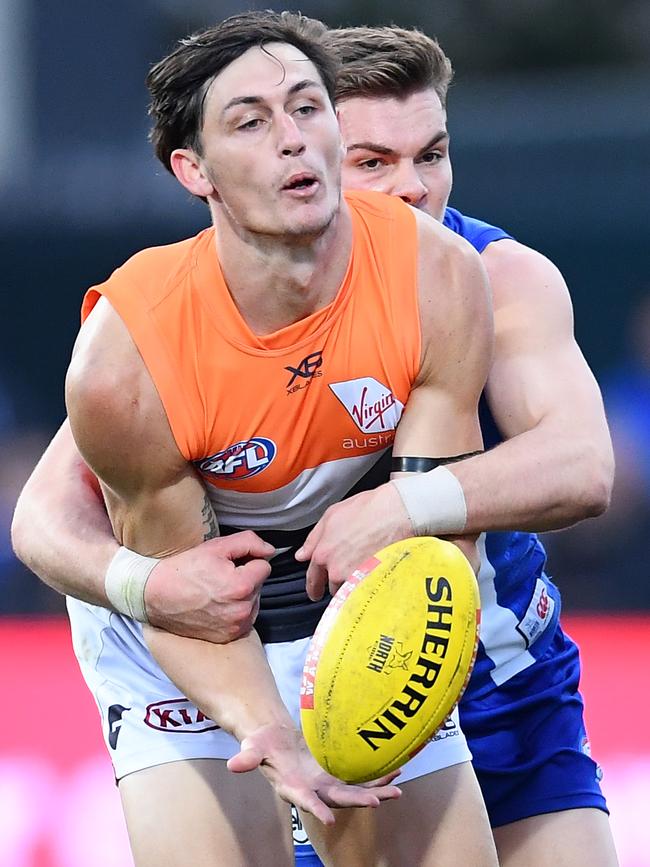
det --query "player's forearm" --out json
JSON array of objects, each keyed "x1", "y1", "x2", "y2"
[
  {"x1": 144, "y1": 626, "x2": 295, "y2": 741},
  {"x1": 11, "y1": 422, "x2": 119, "y2": 604},
  {"x1": 450, "y1": 420, "x2": 614, "y2": 533}
]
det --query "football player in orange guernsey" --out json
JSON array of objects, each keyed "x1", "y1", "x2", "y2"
[{"x1": 12, "y1": 11, "x2": 499, "y2": 867}]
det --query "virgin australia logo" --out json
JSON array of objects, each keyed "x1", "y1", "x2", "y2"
[{"x1": 329, "y1": 377, "x2": 404, "y2": 433}]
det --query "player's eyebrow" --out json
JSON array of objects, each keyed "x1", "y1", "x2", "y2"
[
  {"x1": 222, "y1": 79, "x2": 323, "y2": 115},
  {"x1": 416, "y1": 131, "x2": 449, "y2": 157},
  {"x1": 347, "y1": 131, "x2": 449, "y2": 156},
  {"x1": 346, "y1": 141, "x2": 395, "y2": 156}
]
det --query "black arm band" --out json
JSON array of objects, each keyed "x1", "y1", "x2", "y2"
[{"x1": 391, "y1": 452, "x2": 484, "y2": 474}]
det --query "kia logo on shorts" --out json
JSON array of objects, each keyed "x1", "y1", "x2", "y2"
[
  {"x1": 144, "y1": 699, "x2": 219, "y2": 733},
  {"x1": 195, "y1": 438, "x2": 277, "y2": 480}
]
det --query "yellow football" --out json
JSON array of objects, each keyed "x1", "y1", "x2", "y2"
[{"x1": 300, "y1": 536, "x2": 480, "y2": 783}]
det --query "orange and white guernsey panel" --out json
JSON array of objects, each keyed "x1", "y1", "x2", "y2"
[{"x1": 82, "y1": 191, "x2": 422, "y2": 642}]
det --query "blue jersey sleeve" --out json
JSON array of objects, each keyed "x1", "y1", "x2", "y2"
[{"x1": 443, "y1": 207, "x2": 513, "y2": 254}]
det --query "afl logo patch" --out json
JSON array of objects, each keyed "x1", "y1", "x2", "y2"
[{"x1": 195, "y1": 438, "x2": 277, "y2": 480}]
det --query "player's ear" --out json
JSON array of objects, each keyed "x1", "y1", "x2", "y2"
[{"x1": 170, "y1": 148, "x2": 216, "y2": 199}]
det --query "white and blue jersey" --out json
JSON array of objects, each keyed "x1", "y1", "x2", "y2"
[
  {"x1": 443, "y1": 208, "x2": 562, "y2": 701},
  {"x1": 444, "y1": 207, "x2": 606, "y2": 828},
  {"x1": 288, "y1": 209, "x2": 607, "y2": 863}
]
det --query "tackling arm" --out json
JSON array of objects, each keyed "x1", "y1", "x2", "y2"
[
  {"x1": 11, "y1": 415, "x2": 272, "y2": 644},
  {"x1": 11, "y1": 419, "x2": 119, "y2": 604},
  {"x1": 447, "y1": 240, "x2": 614, "y2": 533}
]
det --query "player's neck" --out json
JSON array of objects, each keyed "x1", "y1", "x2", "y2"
[{"x1": 212, "y1": 202, "x2": 352, "y2": 336}]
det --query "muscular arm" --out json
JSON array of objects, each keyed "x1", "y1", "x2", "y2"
[
  {"x1": 10, "y1": 417, "x2": 270, "y2": 643},
  {"x1": 11, "y1": 419, "x2": 119, "y2": 604},
  {"x1": 448, "y1": 240, "x2": 614, "y2": 533}
]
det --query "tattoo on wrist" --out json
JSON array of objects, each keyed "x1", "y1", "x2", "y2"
[{"x1": 201, "y1": 494, "x2": 219, "y2": 540}]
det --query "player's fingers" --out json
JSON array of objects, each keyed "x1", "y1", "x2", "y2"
[
  {"x1": 294, "y1": 522, "x2": 322, "y2": 562},
  {"x1": 363, "y1": 784, "x2": 401, "y2": 801},
  {"x1": 217, "y1": 531, "x2": 276, "y2": 562},
  {"x1": 327, "y1": 567, "x2": 348, "y2": 598},
  {"x1": 227, "y1": 746, "x2": 263, "y2": 774},
  {"x1": 362, "y1": 770, "x2": 402, "y2": 788},
  {"x1": 290, "y1": 790, "x2": 335, "y2": 826},
  {"x1": 235, "y1": 558, "x2": 272, "y2": 590},
  {"x1": 319, "y1": 785, "x2": 381, "y2": 809},
  {"x1": 305, "y1": 559, "x2": 328, "y2": 602}
]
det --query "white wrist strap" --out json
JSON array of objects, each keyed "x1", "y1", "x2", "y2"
[
  {"x1": 390, "y1": 465, "x2": 467, "y2": 536},
  {"x1": 104, "y1": 546, "x2": 158, "y2": 623}
]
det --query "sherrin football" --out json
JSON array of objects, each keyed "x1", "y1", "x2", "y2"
[{"x1": 300, "y1": 536, "x2": 480, "y2": 783}]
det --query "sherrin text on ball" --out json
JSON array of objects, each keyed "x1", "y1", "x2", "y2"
[{"x1": 300, "y1": 536, "x2": 480, "y2": 782}]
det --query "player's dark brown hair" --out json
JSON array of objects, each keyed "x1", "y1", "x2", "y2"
[
  {"x1": 324, "y1": 26, "x2": 453, "y2": 107},
  {"x1": 147, "y1": 10, "x2": 336, "y2": 172}
]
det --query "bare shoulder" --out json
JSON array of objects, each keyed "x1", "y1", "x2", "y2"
[
  {"x1": 412, "y1": 208, "x2": 492, "y2": 381},
  {"x1": 413, "y1": 208, "x2": 490, "y2": 316},
  {"x1": 65, "y1": 296, "x2": 185, "y2": 492},
  {"x1": 413, "y1": 206, "x2": 486, "y2": 269},
  {"x1": 480, "y1": 238, "x2": 573, "y2": 321}
]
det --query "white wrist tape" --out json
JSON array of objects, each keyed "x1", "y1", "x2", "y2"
[
  {"x1": 390, "y1": 465, "x2": 467, "y2": 536},
  {"x1": 104, "y1": 546, "x2": 159, "y2": 622}
]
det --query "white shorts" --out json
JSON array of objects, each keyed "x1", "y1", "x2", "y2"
[{"x1": 66, "y1": 597, "x2": 471, "y2": 782}]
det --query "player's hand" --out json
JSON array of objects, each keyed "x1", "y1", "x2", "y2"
[
  {"x1": 295, "y1": 484, "x2": 411, "y2": 602},
  {"x1": 227, "y1": 723, "x2": 401, "y2": 825},
  {"x1": 144, "y1": 532, "x2": 275, "y2": 642}
]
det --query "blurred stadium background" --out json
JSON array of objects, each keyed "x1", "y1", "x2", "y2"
[{"x1": 0, "y1": 1, "x2": 648, "y2": 865}]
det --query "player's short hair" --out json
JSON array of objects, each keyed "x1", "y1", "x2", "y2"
[
  {"x1": 147, "y1": 10, "x2": 336, "y2": 172},
  {"x1": 324, "y1": 26, "x2": 453, "y2": 108}
]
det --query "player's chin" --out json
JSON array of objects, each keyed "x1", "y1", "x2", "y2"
[
  {"x1": 282, "y1": 196, "x2": 337, "y2": 234},
  {"x1": 284, "y1": 213, "x2": 335, "y2": 239}
]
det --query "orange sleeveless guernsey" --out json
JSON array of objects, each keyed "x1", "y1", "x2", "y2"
[{"x1": 82, "y1": 190, "x2": 422, "y2": 641}]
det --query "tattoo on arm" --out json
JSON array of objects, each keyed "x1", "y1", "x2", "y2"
[{"x1": 201, "y1": 493, "x2": 219, "y2": 540}]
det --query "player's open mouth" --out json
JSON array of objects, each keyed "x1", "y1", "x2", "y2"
[{"x1": 282, "y1": 173, "x2": 319, "y2": 195}]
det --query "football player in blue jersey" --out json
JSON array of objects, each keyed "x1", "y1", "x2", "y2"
[{"x1": 294, "y1": 24, "x2": 618, "y2": 867}]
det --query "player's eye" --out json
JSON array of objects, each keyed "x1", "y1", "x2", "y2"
[
  {"x1": 295, "y1": 104, "x2": 317, "y2": 117},
  {"x1": 237, "y1": 117, "x2": 263, "y2": 131},
  {"x1": 358, "y1": 158, "x2": 385, "y2": 170},
  {"x1": 418, "y1": 151, "x2": 442, "y2": 165}
]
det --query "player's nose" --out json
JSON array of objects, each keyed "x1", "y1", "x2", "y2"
[
  {"x1": 277, "y1": 113, "x2": 306, "y2": 157},
  {"x1": 393, "y1": 162, "x2": 428, "y2": 208}
]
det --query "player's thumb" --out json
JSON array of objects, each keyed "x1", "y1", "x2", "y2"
[{"x1": 227, "y1": 746, "x2": 263, "y2": 774}]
